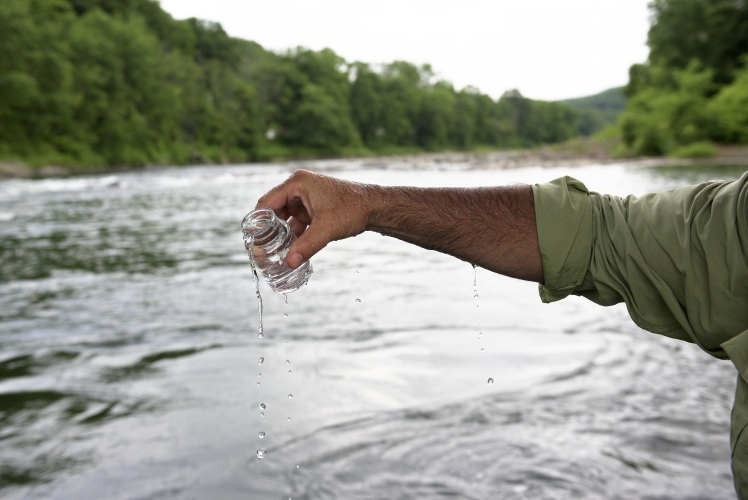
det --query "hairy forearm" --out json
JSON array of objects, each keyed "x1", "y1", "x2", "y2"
[
  {"x1": 257, "y1": 169, "x2": 544, "y2": 282},
  {"x1": 365, "y1": 184, "x2": 544, "y2": 282}
]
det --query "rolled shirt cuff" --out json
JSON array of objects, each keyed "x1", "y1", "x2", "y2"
[{"x1": 532, "y1": 176, "x2": 593, "y2": 303}]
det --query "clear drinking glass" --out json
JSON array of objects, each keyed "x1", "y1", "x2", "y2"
[{"x1": 241, "y1": 208, "x2": 312, "y2": 293}]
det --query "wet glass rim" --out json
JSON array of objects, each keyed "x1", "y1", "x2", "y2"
[{"x1": 242, "y1": 207, "x2": 276, "y2": 236}]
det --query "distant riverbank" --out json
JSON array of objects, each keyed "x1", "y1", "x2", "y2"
[{"x1": 3, "y1": 141, "x2": 748, "y2": 180}]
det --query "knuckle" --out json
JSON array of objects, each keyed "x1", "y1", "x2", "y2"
[{"x1": 290, "y1": 169, "x2": 311, "y2": 182}]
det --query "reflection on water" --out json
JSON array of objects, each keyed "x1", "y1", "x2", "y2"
[
  {"x1": 643, "y1": 163, "x2": 748, "y2": 185},
  {"x1": 0, "y1": 160, "x2": 744, "y2": 498}
]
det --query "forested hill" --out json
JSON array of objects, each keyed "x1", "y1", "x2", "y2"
[
  {"x1": 561, "y1": 87, "x2": 626, "y2": 130},
  {"x1": 1, "y1": 0, "x2": 596, "y2": 169}
]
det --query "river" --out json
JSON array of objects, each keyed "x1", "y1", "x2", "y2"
[{"x1": 1, "y1": 159, "x2": 746, "y2": 499}]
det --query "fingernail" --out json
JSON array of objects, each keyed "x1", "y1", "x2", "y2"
[{"x1": 288, "y1": 253, "x2": 303, "y2": 268}]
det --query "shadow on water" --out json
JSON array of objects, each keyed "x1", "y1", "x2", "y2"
[
  {"x1": 0, "y1": 391, "x2": 69, "y2": 425},
  {"x1": 0, "y1": 351, "x2": 79, "y2": 380},
  {"x1": 0, "y1": 232, "x2": 179, "y2": 282},
  {"x1": 0, "y1": 390, "x2": 151, "y2": 428},
  {"x1": 99, "y1": 344, "x2": 221, "y2": 383},
  {"x1": 0, "y1": 344, "x2": 221, "y2": 491},
  {"x1": 0, "y1": 390, "x2": 155, "y2": 491},
  {"x1": 0, "y1": 453, "x2": 88, "y2": 489},
  {"x1": 642, "y1": 163, "x2": 748, "y2": 184}
]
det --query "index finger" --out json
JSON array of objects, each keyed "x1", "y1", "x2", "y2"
[
  {"x1": 255, "y1": 170, "x2": 314, "y2": 222},
  {"x1": 255, "y1": 178, "x2": 295, "y2": 220}
]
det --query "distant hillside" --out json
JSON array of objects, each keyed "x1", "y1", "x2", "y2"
[{"x1": 561, "y1": 87, "x2": 627, "y2": 124}]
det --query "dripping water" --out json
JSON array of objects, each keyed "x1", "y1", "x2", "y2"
[{"x1": 246, "y1": 234, "x2": 264, "y2": 338}]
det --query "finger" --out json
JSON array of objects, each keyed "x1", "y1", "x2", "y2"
[
  {"x1": 288, "y1": 217, "x2": 307, "y2": 238},
  {"x1": 255, "y1": 175, "x2": 298, "y2": 215},
  {"x1": 284, "y1": 196, "x2": 312, "y2": 225},
  {"x1": 256, "y1": 172, "x2": 313, "y2": 222},
  {"x1": 285, "y1": 223, "x2": 330, "y2": 268},
  {"x1": 255, "y1": 185, "x2": 287, "y2": 212}
]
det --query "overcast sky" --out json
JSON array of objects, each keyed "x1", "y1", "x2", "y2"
[{"x1": 158, "y1": 0, "x2": 652, "y2": 101}]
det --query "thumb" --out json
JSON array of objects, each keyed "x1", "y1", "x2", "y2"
[{"x1": 286, "y1": 223, "x2": 330, "y2": 269}]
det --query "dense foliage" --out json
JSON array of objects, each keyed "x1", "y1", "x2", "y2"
[
  {"x1": 619, "y1": 0, "x2": 748, "y2": 156},
  {"x1": 0, "y1": 0, "x2": 591, "y2": 168}
]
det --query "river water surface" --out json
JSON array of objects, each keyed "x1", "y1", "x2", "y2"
[{"x1": 1, "y1": 159, "x2": 746, "y2": 499}]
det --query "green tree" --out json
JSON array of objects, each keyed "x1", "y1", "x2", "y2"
[
  {"x1": 619, "y1": 62, "x2": 716, "y2": 155},
  {"x1": 620, "y1": 0, "x2": 748, "y2": 155},
  {"x1": 349, "y1": 63, "x2": 388, "y2": 147},
  {"x1": 69, "y1": 8, "x2": 180, "y2": 164},
  {"x1": 451, "y1": 89, "x2": 478, "y2": 148},
  {"x1": 0, "y1": 0, "x2": 79, "y2": 163},
  {"x1": 710, "y1": 65, "x2": 748, "y2": 143},
  {"x1": 648, "y1": 0, "x2": 748, "y2": 85},
  {"x1": 415, "y1": 82, "x2": 456, "y2": 150}
]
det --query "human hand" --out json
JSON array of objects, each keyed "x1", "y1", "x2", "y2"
[{"x1": 255, "y1": 169, "x2": 378, "y2": 269}]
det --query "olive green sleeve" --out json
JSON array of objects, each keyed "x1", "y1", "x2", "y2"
[
  {"x1": 533, "y1": 171, "x2": 748, "y2": 359},
  {"x1": 534, "y1": 171, "x2": 748, "y2": 498}
]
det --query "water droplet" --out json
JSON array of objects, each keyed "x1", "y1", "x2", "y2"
[
  {"x1": 257, "y1": 382, "x2": 260, "y2": 386},
  {"x1": 258, "y1": 332, "x2": 264, "y2": 339},
  {"x1": 287, "y1": 417, "x2": 291, "y2": 421},
  {"x1": 284, "y1": 293, "x2": 288, "y2": 305},
  {"x1": 487, "y1": 378, "x2": 494, "y2": 385},
  {"x1": 258, "y1": 357, "x2": 264, "y2": 365},
  {"x1": 480, "y1": 348, "x2": 484, "y2": 352},
  {"x1": 260, "y1": 412, "x2": 264, "y2": 418},
  {"x1": 355, "y1": 298, "x2": 361, "y2": 303},
  {"x1": 355, "y1": 270, "x2": 359, "y2": 274},
  {"x1": 285, "y1": 341, "x2": 288, "y2": 347},
  {"x1": 286, "y1": 359, "x2": 290, "y2": 364},
  {"x1": 284, "y1": 313, "x2": 288, "y2": 317},
  {"x1": 288, "y1": 370, "x2": 292, "y2": 374},
  {"x1": 296, "y1": 464, "x2": 300, "y2": 469},
  {"x1": 474, "y1": 293, "x2": 478, "y2": 298},
  {"x1": 259, "y1": 431, "x2": 265, "y2": 438},
  {"x1": 259, "y1": 403, "x2": 266, "y2": 410},
  {"x1": 288, "y1": 394, "x2": 293, "y2": 399},
  {"x1": 256, "y1": 448, "x2": 266, "y2": 459},
  {"x1": 258, "y1": 373, "x2": 261, "y2": 377}
]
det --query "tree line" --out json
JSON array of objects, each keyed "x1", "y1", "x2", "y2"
[
  {"x1": 618, "y1": 0, "x2": 748, "y2": 157},
  {"x1": 0, "y1": 0, "x2": 601, "y2": 168}
]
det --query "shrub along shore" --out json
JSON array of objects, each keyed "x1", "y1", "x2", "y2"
[{"x1": 3, "y1": 139, "x2": 747, "y2": 180}]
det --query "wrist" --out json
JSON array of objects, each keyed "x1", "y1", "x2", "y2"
[{"x1": 362, "y1": 184, "x2": 391, "y2": 233}]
